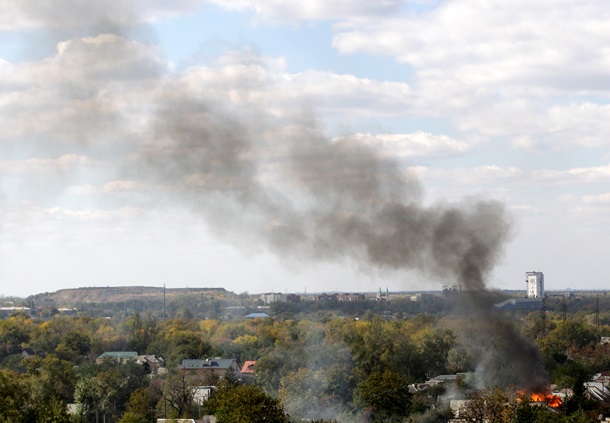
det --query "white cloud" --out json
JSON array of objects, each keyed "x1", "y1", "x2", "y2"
[
  {"x1": 0, "y1": 0, "x2": 404, "y2": 30},
  {"x1": 567, "y1": 163, "x2": 610, "y2": 181},
  {"x1": 102, "y1": 180, "x2": 152, "y2": 193},
  {"x1": 0, "y1": 0, "x2": 190, "y2": 30},
  {"x1": 0, "y1": 154, "x2": 95, "y2": 174},
  {"x1": 0, "y1": 34, "x2": 164, "y2": 148},
  {"x1": 44, "y1": 206, "x2": 145, "y2": 222},
  {"x1": 208, "y1": 0, "x2": 404, "y2": 22},
  {"x1": 4, "y1": 205, "x2": 146, "y2": 230},
  {"x1": 328, "y1": 0, "x2": 610, "y2": 150},
  {"x1": 291, "y1": 71, "x2": 415, "y2": 116},
  {"x1": 173, "y1": 55, "x2": 416, "y2": 122},
  {"x1": 51, "y1": 34, "x2": 165, "y2": 81},
  {"x1": 583, "y1": 193, "x2": 610, "y2": 204},
  {"x1": 1, "y1": 1, "x2": 610, "y2": 295},
  {"x1": 333, "y1": 0, "x2": 610, "y2": 92},
  {"x1": 462, "y1": 102, "x2": 610, "y2": 152},
  {"x1": 0, "y1": 0, "x2": 137, "y2": 30},
  {"x1": 64, "y1": 184, "x2": 98, "y2": 196},
  {"x1": 420, "y1": 163, "x2": 610, "y2": 191},
  {"x1": 337, "y1": 131, "x2": 471, "y2": 159}
]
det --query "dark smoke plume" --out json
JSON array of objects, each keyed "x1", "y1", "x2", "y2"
[
  {"x1": 134, "y1": 89, "x2": 510, "y2": 290},
  {"x1": 11, "y1": 0, "x2": 549, "y2": 391},
  {"x1": 130, "y1": 86, "x2": 549, "y2": 390}
]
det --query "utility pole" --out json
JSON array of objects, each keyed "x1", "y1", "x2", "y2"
[
  {"x1": 163, "y1": 284, "x2": 166, "y2": 322},
  {"x1": 595, "y1": 294, "x2": 600, "y2": 337},
  {"x1": 539, "y1": 296, "x2": 546, "y2": 338}
]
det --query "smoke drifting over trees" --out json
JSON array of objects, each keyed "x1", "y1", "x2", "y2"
[
  {"x1": 4, "y1": 0, "x2": 551, "y2": 391},
  {"x1": 133, "y1": 83, "x2": 549, "y2": 391},
  {"x1": 132, "y1": 86, "x2": 511, "y2": 291}
]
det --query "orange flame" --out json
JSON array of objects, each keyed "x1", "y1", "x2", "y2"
[{"x1": 518, "y1": 390, "x2": 563, "y2": 408}]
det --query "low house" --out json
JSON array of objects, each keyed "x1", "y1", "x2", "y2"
[
  {"x1": 0, "y1": 307, "x2": 31, "y2": 317},
  {"x1": 592, "y1": 371, "x2": 610, "y2": 384},
  {"x1": 96, "y1": 351, "x2": 138, "y2": 364},
  {"x1": 97, "y1": 352, "x2": 166, "y2": 372},
  {"x1": 585, "y1": 382, "x2": 610, "y2": 402},
  {"x1": 337, "y1": 293, "x2": 366, "y2": 302},
  {"x1": 135, "y1": 354, "x2": 165, "y2": 372},
  {"x1": 426, "y1": 372, "x2": 473, "y2": 386},
  {"x1": 260, "y1": 293, "x2": 301, "y2": 304},
  {"x1": 244, "y1": 312, "x2": 269, "y2": 319},
  {"x1": 410, "y1": 293, "x2": 434, "y2": 302},
  {"x1": 314, "y1": 294, "x2": 336, "y2": 301},
  {"x1": 193, "y1": 386, "x2": 216, "y2": 404},
  {"x1": 21, "y1": 347, "x2": 36, "y2": 359},
  {"x1": 240, "y1": 360, "x2": 256, "y2": 383},
  {"x1": 408, "y1": 383, "x2": 430, "y2": 394},
  {"x1": 178, "y1": 358, "x2": 241, "y2": 384},
  {"x1": 450, "y1": 399, "x2": 471, "y2": 418},
  {"x1": 494, "y1": 298, "x2": 543, "y2": 311}
]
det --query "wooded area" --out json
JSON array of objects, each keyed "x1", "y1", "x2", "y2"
[{"x1": 1, "y1": 292, "x2": 610, "y2": 422}]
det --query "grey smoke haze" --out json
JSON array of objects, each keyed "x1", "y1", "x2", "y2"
[
  {"x1": 130, "y1": 84, "x2": 549, "y2": 391},
  {"x1": 474, "y1": 314, "x2": 549, "y2": 391},
  {"x1": 130, "y1": 83, "x2": 549, "y2": 390},
  {"x1": 6, "y1": 2, "x2": 549, "y2": 392},
  {"x1": 133, "y1": 88, "x2": 512, "y2": 291}
]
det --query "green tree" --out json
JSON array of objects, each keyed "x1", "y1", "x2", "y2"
[
  {"x1": 0, "y1": 317, "x2": 31, "y2": 345},
  {"x1": 227, "y1": 334, "x2": 261, "y2": 363},
  {"x1": 205, "y1": 384, "x2": 290, "y2": 423},
  {"x1": 160, "y1": 371, "x2": 196, "y2": 419},
  {"x1": 254, "y1": 346, "x2": 305, "y2": 394},
  {"x1": 0, "y1": 369, "x2": 71, "y2": 423},
  {"x1": 460, "y1": 387, "x2": 517, "y2": 423},
  {"x1": 122, "y1": 383, "x2": 163, "y2": 423},
  {"x1": 61, "y1": 331, "x2": 91, "y2": 355},
  {"x1": 125, "y1": 387, "x2": 153, "y2": 416},
  {"x1": 74, "y1": 376, "x2": 103, "y2": 422},
  {"x1": 416, "y1": 328, "x2": 455, "y2": 377},
  {"x1": 279, "y1": 368, "x2": 344, "y2": 421},
  {"x1": 355, "y1": 370, "x2": 412, "y2": 422},
  {"x1": 118, "y1": 412, "x2": 149, "y2": 423},
  {"x1": 125, "y1": 312, "x2": 158, "y2": 353},
  {"x1": 30, "y1": 355, "x2": 76, "y2": 404},
  {"x1": 150, "y1": 329, "x2": 212, "y2": 366},
  {"x1": 0, "y1": 369, "x2": 30, "y2": 422}
]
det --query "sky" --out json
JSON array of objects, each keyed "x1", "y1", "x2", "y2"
[{"x1": 1, "y1": 0, "x2": 609, "y2": 298}]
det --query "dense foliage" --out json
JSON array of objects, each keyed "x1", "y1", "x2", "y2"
[{"x1": 1, "y1": 293, "x2": 610, "y2": 422}]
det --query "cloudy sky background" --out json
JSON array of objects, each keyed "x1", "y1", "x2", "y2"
[{"x1": 1, "y1": 0, "x2": 609, "y2": 297}]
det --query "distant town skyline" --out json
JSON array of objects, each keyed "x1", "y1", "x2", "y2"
[{"x1": 1, "y1": 1, "x2": 610, "y2": 297}]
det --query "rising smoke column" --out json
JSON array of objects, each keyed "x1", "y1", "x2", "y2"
[
  {"x1": 130, "y1": 80, "x2": 549, "y2": 390},
  {"x1": 134, "y1": 85, "x2": 510, "y2": 286},
  {"x1": 7, "y1": 0, "x2": 549, "y2": 391}
]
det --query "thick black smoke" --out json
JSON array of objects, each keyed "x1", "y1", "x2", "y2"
[
  {"x1": 133, "y1": 89, "x2": 510, "y2": 290},
  {"x1": 130, "y1": 86, "x2": 549, "y2": 390},
  {"x1": 9, "y1": 0, "x2": 549, "y2": 391}
]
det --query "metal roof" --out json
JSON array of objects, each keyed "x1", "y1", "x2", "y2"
[{"x1": 179, "y1": 358, "x2": 237, "y2": 369}]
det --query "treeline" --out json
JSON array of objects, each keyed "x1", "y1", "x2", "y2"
[{"x1": 1, "y1": 302, "x2": 610, "y2": 422}]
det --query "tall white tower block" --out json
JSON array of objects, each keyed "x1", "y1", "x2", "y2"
[{"x1": 526, "y1": 271, "x2": 544, "y2": 298}]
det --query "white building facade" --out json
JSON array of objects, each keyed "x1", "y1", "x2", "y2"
[{"x1": 526, "y1": 271, "x2": 544, "y2": 298}]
